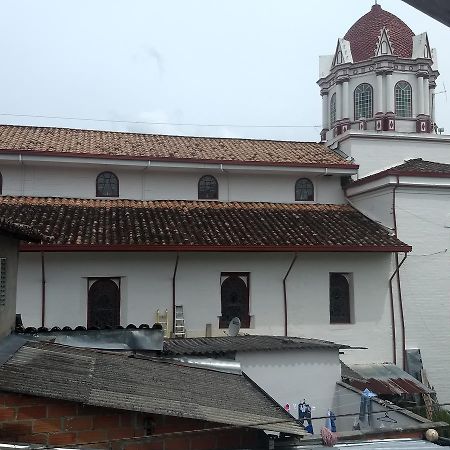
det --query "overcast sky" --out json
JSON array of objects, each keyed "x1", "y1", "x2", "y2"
[{"x1": 0, "y1": 0, "x2": 448, "y2": 142}]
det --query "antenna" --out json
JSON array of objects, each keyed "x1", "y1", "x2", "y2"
[
  {"x1": 228, "y1": 317, "x2": 241, "y2": 337},
  {"x1": 436, "y1": 82, "x2": 448, "y2": 102}
]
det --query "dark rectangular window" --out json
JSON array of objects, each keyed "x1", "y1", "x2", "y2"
[
  {"x1": 329, "y1": 273, "x2": 352, "y2": 324},
  {"x1": 87, "y1": 277, "x2": 121, "y2": 329},
  {"x1": 219, "y1": 272, "x2": 250, "y2": 328}
]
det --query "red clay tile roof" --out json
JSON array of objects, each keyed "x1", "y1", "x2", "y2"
[
  {"x1": 0, "y1": 197, "x2": 410, "y2": 251},
  {"x1": 0, "y1": 217, "x2": 50, "y2": 243},
  {"x1": 350, "y1": 159, "x2": 450, "y2": 187},
  {"x1": 344, "y1": 4, "x2": 414, "y2": 62},
  {"x1": 0, "y1": 125, "x2": 356, "y2": 168}
]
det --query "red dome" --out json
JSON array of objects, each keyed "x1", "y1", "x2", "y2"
[{"x1": 344, "y1": 4, "x2": 414, "y2": 62}]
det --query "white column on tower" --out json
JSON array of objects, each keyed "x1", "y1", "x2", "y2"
[
  {"x1": 342, "y1": 79, "x2": 349, "y2": 119},
  {"x1": 321, "y1": 90, "x2": 329, "y2": 130},
  {"x1": 376, "y1": 72, "x2": 384, "y2": 114},
  {"x1": 424, "y1": 77, "x2": 430, "y2": 116},
  {"x1": 430, "y1": 85, "x2": 436, "y2": 124},
  {"x1": 385, "y1": 72, "x2": 395, "y2": 114},
  {"x1": 417, "y1": 75, "x2": 424, "y2": 116}
]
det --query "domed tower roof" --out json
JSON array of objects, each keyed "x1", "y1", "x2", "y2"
[{"x1": 344, "y1": 4, "x2": 415, "y2": 62}]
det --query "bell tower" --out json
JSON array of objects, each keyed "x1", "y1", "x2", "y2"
[{"x1": 318, "y1": 3, "x2": 439, "y2": 143}]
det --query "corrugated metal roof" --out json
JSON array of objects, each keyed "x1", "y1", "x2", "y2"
[
  {"x1": 342, "y1": 363, "x2": 434, "y2": 395},
  {"x1": 287, "y1": 438, "x2": 440, "y2": 450},
  {"x1": 0, "y1": 341, "x2": 304, "y2": 436},
  {"x1": 163, "y1": 335, "x2": 351, "y2": 356}
]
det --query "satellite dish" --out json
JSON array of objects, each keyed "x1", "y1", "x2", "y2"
[{"x1": 228, "y1": 317, "x2": 241, "y2": 337}]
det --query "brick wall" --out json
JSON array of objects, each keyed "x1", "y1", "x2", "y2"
[{"x1": 0, "y1": 392, "x2": 266, "y2": 450}]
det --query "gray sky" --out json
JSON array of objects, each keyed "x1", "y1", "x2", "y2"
[{"x1": 0, "y1": 0, "x2": 448, "y2": 142}]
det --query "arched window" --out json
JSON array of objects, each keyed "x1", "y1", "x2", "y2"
[
  {"x1": 330, "y1": 93, "x2": 337, "y2": 125},
  {"x1": 336, "y1": 51, "x2": 343, "y2": 65},
  {"x1": 329, "y1": 273, "x2": 351, "y2": 324},
  {"x1": 395, "y1": 81, "x2": 412, "y2": 117},
  {"x1": 354, "y1": 83, "x2": 373, "y2": 120},
  {"x1": 87, "y1": 278, "x2": 120, "y2": 328},
  {"x1": 198, "y1": 175, "x2": 218, "y2": 200},
  {"x1": 381, "y1": 41, "x2": 388, "y2": 55},
  {"x1": 96, "y1": 171, "x2": 119, "y2": 197},
  {"x1": 219, "y1": 273, "x2": 250, "y2": 328},
  {"x1": 295, "y1": 178, "x2": 314, "y2": 202}
]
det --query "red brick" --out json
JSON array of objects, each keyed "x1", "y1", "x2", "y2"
[
  {"x1": 216, "y1": 431, "x2": 241, "y2": 449},
  {"x1": 3, "y1": 394, "x2": 42, "y2": 407},
  {"x1": 120, "y1": 414, "x2": 134, "y2": 427},
  {"x1": 47, "y1": 402, "x2": 78, "y2": 418},
  {"x1": 191, "y1": 434, "x2": 217, "y2": 450},
  {"x1": 241, "y1": 430, "x2": 261, "y2": 448},
  {"x1": 93, "y1": 414, "x2": 120, "y2": 429},
  {"x1": 17, "y1": 433, "x2": 48, "y2": 445},
  {"x1": 17, "y1": 405, "x2": 47, "y2": 420},
  {"x1": 165, "y1": 437, "x2": 191, "y2": 450},
  {"x1": 78, "y1": 405, "x2": 109, "y2": 416},
  {"x1": 33, "y1": 418, "x2": 61, "y2": 433},
  {"x1": 64, "y1": 415, "x2": 93, "y2": 431},
  {"x1": 48, "y1": 432, "x2": 77, "y2": 445},
  {"x1": 1, "y1": 421, "x2": 33, "y2": 435},
  {"x1": 0, "y1": 407, "x2": 16, "y2": 421},
  {"x1": 107, "y1": 427, "x2": 138, "y2": 440},
  {"x1": 77, "y1": 429, "x2": 108, "y2": 444}
]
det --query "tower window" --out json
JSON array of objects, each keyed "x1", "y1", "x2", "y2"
[
  {"x1": 381, "y1": 41, "x2": 388, "y2": 54},
  {"x1": 295, "y1": 178, "x2": 314, "y2": 202},
  {"x1": 96, "y1": 171, "x2": 119, "y2": 197},
  {"x1": 330, "y1": 93, "x2": 337, "y2": 125},
  {"x1": 219, "y1": 273, "x2": 250, "y2": 328},
  {"x1": 336, "y1": 51, "x2": 343, "y2": 65},
  {"x1": 198, "y1": 175, "x2": 218, "y2": 200},
  {"x1": 330, "y1": 273, "x2": 352, "y2": 324},
  {"x1": 354, "y1": 83, "x2": 373, "y2": 120},
  {"x1": 395, "y1": 81, "x2": 412, "y2": 117}
]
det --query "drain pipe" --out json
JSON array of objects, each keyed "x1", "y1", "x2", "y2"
[
  {"x1": 41, "y1": 251, "x2": 46, "y2": 327},
  {"x1": 283, "y1": 253, "x2": 298, "y2": 337},
  {"x1": 171, "y1": 253, "x2": 179, "y2": 336}
]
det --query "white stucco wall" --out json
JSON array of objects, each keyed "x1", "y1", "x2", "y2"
[
  {"x1": 236, "y1": 348, "x2": 341, "y2": 425},
  {"x1": 0, "y1": 162, "x2": 346, "y2": 204},
  {"x1": 336, "y1": 133, "x2": 450, "y2": 179},
  {"x1": 17, "y1": 251, "x2": 393, "y2": 365}
]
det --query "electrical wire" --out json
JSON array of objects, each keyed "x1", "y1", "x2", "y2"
[{"x1": 0, "y1": 112, "x2": 321, "y2": 129}]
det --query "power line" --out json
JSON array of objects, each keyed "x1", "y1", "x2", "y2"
[{"x1": 0, "y1": 112, "x2": 321, "y2": 129}]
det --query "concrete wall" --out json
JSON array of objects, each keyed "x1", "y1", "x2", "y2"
[
  {"x1": 0, "y1": 163, "x2": 346, "y2": 204},
  {"x1": 17, "y1": 251, "x2": 394, "y2": 363},
  {"x1": 0, "y1": 235, "x2": 19, "y2": 339},
  {"x1": 236, "y1": 348, "x2": 341, "y2": 425}
]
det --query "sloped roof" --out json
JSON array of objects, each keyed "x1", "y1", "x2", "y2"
[
  {"x1": 0, "y1": 197, "x2": 411, "y2": 252},
  {"x1": 0, "y1": 125, "x2": 355, "y2": 168},
  {"x1": 344, "y1": 4, "x2": 414, "y2": 62},
  {"x1": 163, "y1": 335, "x2": 352, "y2": 356},
  {"x1": 0, "y1": 341, "x2": 304, "y2": 435},
  {"x1": 0, "y1": 217, "x2": 50, "y2": 242},
  {"x1": 350, "y1": 158, "x2": 450, "y2": 187}
]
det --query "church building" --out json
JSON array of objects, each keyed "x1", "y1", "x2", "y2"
[{"x1": 0, "y1": 2, "x2": 449, "y2": 406}]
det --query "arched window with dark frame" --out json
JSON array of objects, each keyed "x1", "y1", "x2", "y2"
[
  {"x1": 329, "y1": 273, "x2": 351, "y2": 324},
  {"x1": 395, "y1": 81, "x2": 412, "y2": 117},
  {"x1": 354, "y1": 83, "x2": 373, "y2": 120},
  {"x1": 219, "y1": 273, "x2": 250, "y2": 328},
  {"x1": 96, "y1": 171, "x2": 119, "y2": 197},
  {"x1": 295, "y1": 178, "x2": 314, "y2": 202},
  {"x1": 87, "y1": 278, "x2": 120, "y2": 328},
  {"x1": 330, "y1": 93, "x2": 337, "y2": 125},
  {"x1": 198, "y1": 175, "x2": 218, "y2": 200}
]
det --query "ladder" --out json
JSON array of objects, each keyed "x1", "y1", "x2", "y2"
[
  {"x1": 421, "y1": 369, "x2": 435, "y2": 420},
  {"x1": 156, "y1": 309, "x2": 169, "y2": 338},
  {"x1": 174, "y1": 305, "x2": 186, "y2": 338}
]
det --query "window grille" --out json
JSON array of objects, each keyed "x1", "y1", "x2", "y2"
[
  {"x1": 96, "y1": 172, "x2": 119, "y2": 197},
  {"x1": 0, "y1": 258, "x2": 6, "y2": 306},
  {"x1": 219, "y1": 273, "x2": 250, "y2": 328},
  {"x1": 354, "y1": 83, "x2": 373, "y2": 120},
  {"x1": 295, "y1": 178, "x2": 314, "y2": 202},
  {"x1": 395, "y1": 81, "x2": 412, "y2": 117},
  {"x1": 329, "y1": 273, "x2": 351, "y2": 324},
  {"x1": 330, "y1": 93, "x2": 337, "y2": 125},
  {"x1": 198, "y1": 175, "x2": 218, "y2": 200}
]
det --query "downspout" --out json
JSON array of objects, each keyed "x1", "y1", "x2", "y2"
[
  {"x1": 283, "y1": 253, "x2": 298, "y2": 337},
  {"x1": 392, "y1": 175, "x2": 407, "y2": 369},
  {"x1": 171, "y1": 253, "x2": 179, "y2": 336},
  {"x1": 41, "y1": 251, "x2": 46, "y2": 327}
]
